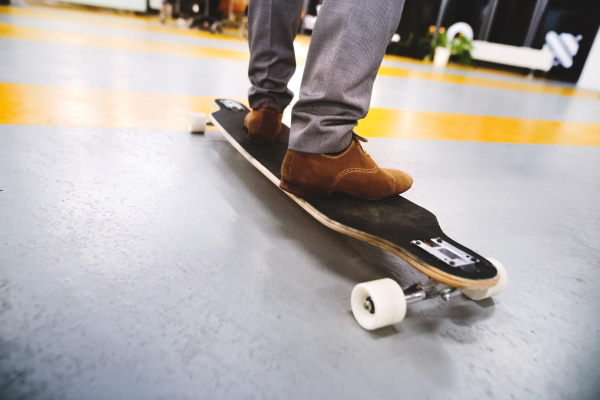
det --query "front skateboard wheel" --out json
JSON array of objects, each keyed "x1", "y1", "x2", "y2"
[
  {"x1": 463, "y1": 258, "x2": 508, "y2": 300},
  {"x1": 189, "y1": 113, "x2": 207, "y2": 133},
  {"x1": 351, "y1": 278, "x2": 406, "y2": 330}
]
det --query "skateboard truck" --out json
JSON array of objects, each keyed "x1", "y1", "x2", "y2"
[
  {"x1": 403, "y1": 279, "x2": 460, "y2": 304},
  {"x1": 411, "y1": 238, "x2": 479, "y2": 270},
  {"x1": 221, "y1": 100, "x2": 246, "y2": 111},
  {"x1": 363, "y1": 280, "x2": 455, "y2": 313},
  {"x1": 360, "y1": 279, "x2": 458, "y2": 314}
]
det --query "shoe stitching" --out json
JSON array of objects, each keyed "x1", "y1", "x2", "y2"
[{"x1": 333, "y1": 167, "x2": 379, "y2": 186}]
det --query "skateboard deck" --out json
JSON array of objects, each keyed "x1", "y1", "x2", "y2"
[{"x1": 208, "y1": 99, "x2": 499, "y2": 291}]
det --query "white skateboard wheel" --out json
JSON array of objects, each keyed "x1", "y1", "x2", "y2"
[
  {"x1": 189, "y1": 112, "x2": 207, "y2": 133},
  {"x1": 351, "y1": 278, "x2": 406, "y2": 330},
  {"x1": 463, "y1": 258, "x2": 508, "y2": 300}
]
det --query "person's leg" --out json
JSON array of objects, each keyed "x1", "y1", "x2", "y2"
[
  {"x1": 289, "y1": 0, "x2": 406, "y2": 154},
  {"x1": 280, "y1": 0, "x2": 412, "y2": 199},
  {"x1": 247, "y1": 0, "x2": 304, "y2": 114}
]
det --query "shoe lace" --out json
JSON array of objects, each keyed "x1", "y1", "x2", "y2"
[{"x1": 352, "y1": 132, "x2": 370, "y2": 156}]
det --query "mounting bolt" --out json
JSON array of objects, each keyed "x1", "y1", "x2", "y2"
[
  {"x1": 437, "y1": 238, "x2": 443, "y2": 243},
  {"x1": 449, "y1": 261, "x2": 455, "y2": 266},
  {"x1": 363, "y1": 297, "x2": 375, "y2": 314},
  {"x1": 415, "y1": 240, "x2": 421, "y2": 245},
  {"x1": 441, "y1": 293, "x2": 451, "y2": 301}
]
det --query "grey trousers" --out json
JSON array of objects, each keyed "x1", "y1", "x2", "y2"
[{"x1": 248, "y1": 0, "x2": 406, "y2": 154}]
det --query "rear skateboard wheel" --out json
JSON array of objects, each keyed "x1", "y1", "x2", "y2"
[
  {"x1": 463, "y1": 258, "x2": 508, "y2": 300},
  {"x1": 189, "y1": 113, "x2": 207, "y2": 133},
  {"x1": 351, "y1": 278, "x2": 406, "y2": 330}
]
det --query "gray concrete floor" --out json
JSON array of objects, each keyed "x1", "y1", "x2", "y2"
[
  {"x1": 2, "y1": 126, "x2": 600, "y2": 399},
  {"x1": 1, "y1": 5, "x2": 600, "y2": 400}
]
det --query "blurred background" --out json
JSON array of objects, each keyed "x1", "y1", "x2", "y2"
[{"x1": 9, "y1": 0, "x2": 597, "y2": 86}]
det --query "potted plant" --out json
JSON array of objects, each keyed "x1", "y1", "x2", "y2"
[
  {"x1": 449, "y1": 32, "x2": 473, "y2": 66},
  {"x1": 432, "y1": 27, "x2": 450, "y2": 67},
  {"x1": 430, "y1": 24, "x2": 473, "y2": 67}
]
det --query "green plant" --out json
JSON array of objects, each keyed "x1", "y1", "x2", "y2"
[
  {"x1": 449, "y1": 34, "x2": 473, "y2": 65},
  {"x1": 429, "y1": 31, "x2": 473, "y2": 65},
  {"x1": 432, "y1": 32, "x2": 447, "y2": 50}
]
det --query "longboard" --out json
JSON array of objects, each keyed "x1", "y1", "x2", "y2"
[{"x1": 192, "y1": 99, "x2": 507, "y2": 330}]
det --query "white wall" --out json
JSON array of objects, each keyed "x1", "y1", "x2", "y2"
[
  {"x1": 578, "y1": 27, "x2": 600, "y2": 92},
  {"x1": 66, "y1": 0, "x2": 147, "y2": 12}
]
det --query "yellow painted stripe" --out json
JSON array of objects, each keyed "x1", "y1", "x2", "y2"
[
  {"x1": 356, "y1": 107, "x2": 600, "y2": 146},
  {"x1": 2, "y1": 82, "x2": 599, "y2": 146},
  {"x1": 0, "y1": 22, "x2": 249, "y2": 61},
  {"x1": 0, "y1": 5, "x2": 242, "y2": 42},
  {"x1": 383, "y1": 53, "x2": 552, "y2": 81},
  {"x1": 0, "y1": 82, "x2": 241, "y2": 131},
  {"x1": 377, "y1": 66, "x2": 600, "y2": 100},
  {"x1": 2, "y1": 19, "x2": 599, "y2": 101},
  {"x1": 0, "y1": 4, "x2": 531, "y2": 84},
  {"x1": 0, "y1": 4, "x2": 547, "y2": 85},
  {"x1": 0, "y1": 6, "x2": 600, "y2": 100},
  {"x1": 0, "y1": 4, "x2": 540, "y2": 88}
]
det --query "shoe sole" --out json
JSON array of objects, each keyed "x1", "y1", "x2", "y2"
[
  {"x1": 280, "y1": 179, "x2": 397, "y2": 201},
  {"x1": 246, "y1": 132, "x2": 276, "y2": 147},
  {"x1": 279, "y1": 179, "x2": 333, "y2": 197}
]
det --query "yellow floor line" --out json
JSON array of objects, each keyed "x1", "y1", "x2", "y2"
[
  {"x1": 0, "y1": 4, "x2": 559, "y2": 85},
  {"x1": 2, "y1": 19, "x2": 599, "y2": 100},
  {"x1": 0, "y1": 4, "x2": 242, "y2": 42},
  {"x1": 377, "y1": 67, "x2": 600, "y2": 100},
  {"x1": 2, "y1": 82, "x2": 598, "y2": 146},
  {"x1": 0, "y1": 4, "x2": 550, "y2": 83},
  {"x1": 2, "y1": 4, "x2": 557, "y2": 88},
  {"x1": 0, "y1": 6, "x2": 600, "y2": 99},
  {"x1": 0, "y1": 22, "x2": 250, "y2": 61},
  {"x1": 0, "y1": 82, "x2": 237, "y2": 131},
  {"x1": 382, "y1": 53, "x2": 558, "y2": 82},
  {"x1": 356, "y1": 107, "x2": 600, "y2": 146},
  {"x1": 1, "y1": 4, "x2": 491, "y2": 76}
]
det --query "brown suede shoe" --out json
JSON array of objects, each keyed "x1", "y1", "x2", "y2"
[
  {"x1": 244, "y1": 108, "x2": 283, "y2": 146},
  {"x1": 280, "y1": 134, "x2": 413, "y2": 200}
]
